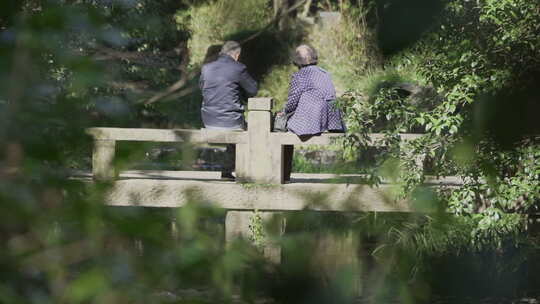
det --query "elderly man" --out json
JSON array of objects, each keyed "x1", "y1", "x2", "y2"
[
  {"x1": 283, "y1": 44, "x2": 345, "y2": 181},
  {"x1": 199, "y1": 41, "x2": 258, "y2": 179}
]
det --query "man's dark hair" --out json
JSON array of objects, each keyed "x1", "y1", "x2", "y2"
[
  {"x1": 220, "y1": 41, "x2": 241, "y2": 56},
  {"x1": 292, "y1": 45, "x2": 318, "y2": 67}
]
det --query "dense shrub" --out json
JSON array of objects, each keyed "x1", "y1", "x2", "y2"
[
  {"x1": 308, "y1": 4, "x2": 381, "y2": 92},
  {"x1": 341, "y1": 0, "x2": 540, "y2": 247}
]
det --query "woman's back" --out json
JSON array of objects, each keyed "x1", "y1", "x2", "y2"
[
  {"x1": 285, "y1": 65, "x2": 345, "y2": 136},
  {"x1": 298, "y1": 66, "x2": 336, "y2": 99}
]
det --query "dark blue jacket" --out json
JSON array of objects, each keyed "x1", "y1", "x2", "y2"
[{"x1": 199, "y1": 55, "x2": 258, "y2": 129}]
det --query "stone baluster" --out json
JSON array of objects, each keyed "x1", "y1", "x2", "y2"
[
  {"x1": 238, "y1": 97, "x2": 284, "y2": 184},
  {"x1": 226, "y1": 98, "x2": 285, "y2": 264},
  {"x1": 93, "y1": 139, "x2": 116, "y2": 181},
  {"x1": 225, "y1": 210, "x2": 284, "y2": 264}
]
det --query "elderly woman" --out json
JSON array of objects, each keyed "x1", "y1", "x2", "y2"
[
  {"x1": 285, "y1": 45, "x2": 345, "y2": 135},
  {"x1": 283, "y1": 45, "x2": 345, "y2": 181}
]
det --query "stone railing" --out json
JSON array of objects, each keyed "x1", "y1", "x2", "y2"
[{"x1": 86, "y1": 97, "x2": 423, "y2": 184}]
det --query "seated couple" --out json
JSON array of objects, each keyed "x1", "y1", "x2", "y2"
[{"x1": 199, "y1": 41, "x2": 345, "y2": 180}]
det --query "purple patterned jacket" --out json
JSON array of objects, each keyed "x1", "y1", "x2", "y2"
[{"x1": 284, "y1": 65, "x2": 345, "y2": 136}]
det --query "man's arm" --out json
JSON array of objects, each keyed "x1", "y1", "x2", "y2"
[{"x1": 238, "y1": 65, "x2": 258, "y2": 97}]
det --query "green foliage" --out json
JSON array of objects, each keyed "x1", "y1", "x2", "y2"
[
  {"x1": 292, "y1": 151, "x2": 364, "y2": 174},
  {"x1": 309, "y1": 5, "x2": 381, "y2": 92},
  {"x1": 0, "y1": 3, "x2": 267, "y2": 302},
  {"x1": 182, "y1": 0, "x2": 272, "y2": 65},
  {"x1": 370, "y1": 213, "x2": 476, "y2": 258},
  {"x1": 337, "y1": 75, "x2": 436, "y2": 196},
  {"x1": 248, "y1": 210, "x2": 266, "y2": 250},
  {"x1": 412, "y1": 0, "x2": 540, "y2": 244},
  {"x1": 340, "y1": 0, "x2": 540, "y2": 250},
  {"x1": 2, "y1": 1, "x2": 540, "y2": 302},
  {"x1": 419, "y1": 0, "x2": 540, "y2": 90}
]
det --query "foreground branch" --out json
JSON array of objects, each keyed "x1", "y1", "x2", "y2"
[
  {"x1": 143, "y1": 41, "x2": 193, "y2": 105},
  {"x1": 144, "y1": 69, "x2": 199, "y2": 105}
]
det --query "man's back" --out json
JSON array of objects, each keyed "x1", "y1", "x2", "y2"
[{"x1": 200, "y1": 54, "x2": 257, "y2": 129}]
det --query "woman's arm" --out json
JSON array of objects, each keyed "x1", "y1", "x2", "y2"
[{"x1": 284, "y1": 73, "x2": 303, "y2": 113}]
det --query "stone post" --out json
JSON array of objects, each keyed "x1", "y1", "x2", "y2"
[
  {"x1": 226, "y1": 98, "x2": 286, "y2": 263},
  {"x1": 244, "y1": 98, "x2": 280, "y2": 184},
  {"x1": 235, "y1": 143, "x2": 249, "y2": 182},
  {"x1": 316, "y1": 11, "x2": 341, "y2": 29},
  {"x1": 93, "y1": 139, "x2": 116, "y2": 181},
  {"x1": 225, "y1": 210, "x2": 284, "y2": 264}
]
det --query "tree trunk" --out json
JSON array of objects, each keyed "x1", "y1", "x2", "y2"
[
  {"x1": 301, "y1": 0, "x2": 312, "y2": 17},
  {"x1": 274, "y1": 0, "x2": 290, "y2": 30}
]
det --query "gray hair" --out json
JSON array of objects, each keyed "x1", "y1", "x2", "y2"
[
  {"x1": 292, "y1": 44, "x2": 318, "y2": 67},
  {"x1": 220, "y1": 40, "x2": 241, "y2": 56}
]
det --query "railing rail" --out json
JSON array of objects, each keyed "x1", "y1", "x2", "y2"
[
  {"x1": 86, "y1": 127, "x2": 247, "y2": 143},
  {"x1": 86, "y1": 98, "x2": 425, "y2": 183}
]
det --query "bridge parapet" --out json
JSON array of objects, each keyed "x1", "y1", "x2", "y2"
[
  {"x1": 86, "y1": 97, "x2": 424, "y2": 183},
  {"x1": 85, "y1": 98, "x2": 429, "y2": 264}
]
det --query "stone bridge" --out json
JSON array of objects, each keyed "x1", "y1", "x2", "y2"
[
  {"x1": 85, "y1": 97, "x2": 454, "y2": 262},
  {"x1": 84, "y1": 97, "x2": 440, "y2": 211}
]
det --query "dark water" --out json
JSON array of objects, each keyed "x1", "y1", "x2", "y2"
[
  {"x1": 107, "y1": 198, "x2": 540, "y2": 304},
  {"x1": 150, "y1": 289, "x2": 540, "y2": 304}
]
